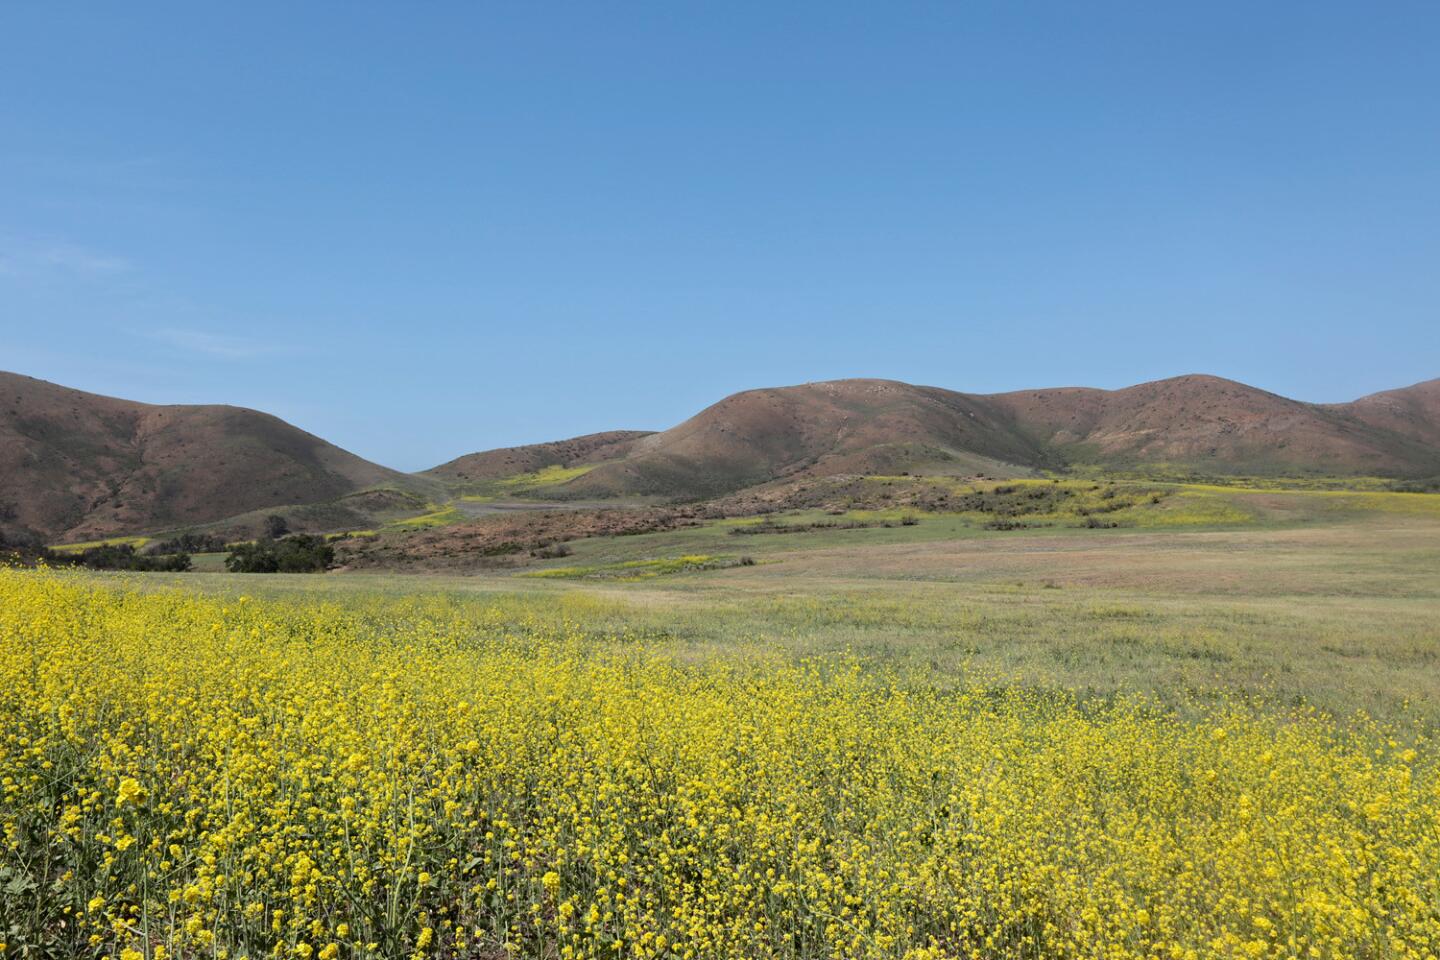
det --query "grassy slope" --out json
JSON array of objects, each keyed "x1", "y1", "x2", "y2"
[
  {"x1": 500, "y1": 478, "x2": 1436, "y2": 567},
  {"x1": 422, "y1": 431, "x2": 653, "y2": 489}
]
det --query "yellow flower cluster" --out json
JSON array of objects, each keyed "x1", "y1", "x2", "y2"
[{"x1": 0, "y1": 570, "x2": 1437, "y2": 959}]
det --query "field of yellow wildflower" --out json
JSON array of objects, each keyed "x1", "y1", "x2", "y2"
[{"x1": 2, "y1": 568, "x2": 1438, "y2": 959}]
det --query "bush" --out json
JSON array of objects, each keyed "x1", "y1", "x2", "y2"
[
  {"x1": 76, "y1": 544, "x2": 190, "y2": 572},
  {"x1": 0, "y1": 528, "x2": 63, "y2": 567},
  {"x1": 1388, "y1": 477, "x2": 1440, "y2": 493},
  {"x1": 149, "y1": 532, "x2": 229, "y2": 555},
  {"x1": 226, "y1": 535, "x2": 333, "y2": 574}
]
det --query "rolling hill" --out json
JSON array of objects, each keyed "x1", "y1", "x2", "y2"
[
  {"x1": 424, "y1": 430, "x2": 653, "y2": 484},
  {"x1": 560, "y1": 380, "x2": 1059, "y2": 498},
  {"x1": 986, "y1": 374, "x2": 1440, "y2": 476},
  {"x1": 557, "y1": 375, "x2": 1440, "y2": 499},
  {"x1": 0, "y1": 371, "x2": 419, "y2": 542},
  {"x1": 5, "y1": 371, "x2": 1437, "y2": 544},
  {"x1": 1336, "y1": 378, "x2": 1440, "y2": 449}
]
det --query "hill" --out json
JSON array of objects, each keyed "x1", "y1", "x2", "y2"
[
  {"x1": 424, "y1": 430, "x2": 652, "y2": 483},
  {"x1": 6, "y1": 371, "x2": 1437, "y2": 543},
  {"x1": 564, "y1": 380, "x2": 1055, "y2": 499},
  {"x1": 986, "y1": 374, "x2": 1440, "y2": 476},
  {"x1": 0, "y1": 371, "x2": 417, "y2": 542},
  {"x1": 556, "y1": 375, "x2": 1440, "y2": 499},
  {"x1": 1335, "y1": 378, "x2": 1440, "y2": 449}
]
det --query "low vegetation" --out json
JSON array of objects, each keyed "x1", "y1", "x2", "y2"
[
  {"x1": 225, "y1": 534, "x2": 335, "y2": 573},
  {"x1": 147, "y1": 532, "x2": 230, "y2": 555},
  {"x1": 1, "y1": 534, "x2": 189, "y2": 572},
  {"x1": 338, "y1": 508, "x2": 703, "y2": 573},
  {"x1": 6, "y1": 473, "x2": 1439, "y2": 958},
  {"x1": 388, "y1": 505, "x2": 464, "y2": 530},
  {"x1": 498, "y1": 463, "x2": 599, "y2": 488},
  {"x1": 521, "y1": 554, "x2": 754, "y2": 580},
  {"x1": 2, "y1": 571, "x2": 1437, "y2": 960},
  {"x1": 70, "y1": 543, "x2": 192, "y2": 572},
  {"x1": 730, "y1": 515, "x2": 919, "y2": 536}
]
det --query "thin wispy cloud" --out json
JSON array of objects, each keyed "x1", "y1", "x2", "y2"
[
  {"x1": 1, "y1": 237, "x2": 282, "y2": 365},
  {"x1": 0, "y1": 237, "x2": 132, "y2": 279},
  {"x1": 142, "y1": 327, "x2": 278, "y2": 360}
]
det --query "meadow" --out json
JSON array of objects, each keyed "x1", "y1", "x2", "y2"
[{"x1": 3, "y1": 483, "x2": 1440, "y2": 959}]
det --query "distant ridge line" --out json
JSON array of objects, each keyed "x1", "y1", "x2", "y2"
[{"x1": 2, "y1": 370, "x2": 1436, "y2": 541}]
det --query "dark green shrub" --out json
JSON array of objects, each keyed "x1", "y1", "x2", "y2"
[
  {"x1": 77, "y1": 544, "x2": 190, "y2": 572},
  {"x1": 150, "y1": 532, "x2": 229, "y2": 555},
  {"x1": 226, "y1": 535, "x2": 333, "y2": 574}
]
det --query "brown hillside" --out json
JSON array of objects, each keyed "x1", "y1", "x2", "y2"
[
  {"x1": 560, "y1": 375, "x2": 1440, "y2": 500},
  {"x1": 986, "y1": 374, "x2": 1440, "y2": 476},
  {"x1": 0, "y1": 371, "x2": 414, "y2": 542},
  {"x1": 1334, "y1": 379, "x2": 1440, "y2": 449},
  {"x1": 567, "y1": 380, "x2": 1055, "y2": 499},
  {"x1": 6, "y1": 371, "x2": 1437, "y2": 542},
  {"x1": 423, "y1": 430, "x2": 652, "y2": 482}
]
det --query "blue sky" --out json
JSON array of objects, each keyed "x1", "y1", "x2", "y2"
[{"x1": 3, "y1": 2, "x2": 1437, "y2": 470}]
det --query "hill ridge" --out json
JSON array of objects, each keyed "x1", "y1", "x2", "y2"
[
  {"x1": 560, "y1": 374, "x2": 1440, "y2": 499},
  {"x1": 0, "y1": 371, "x2": 419, "y2": 542},
  {"x1": 4, "y1": 370, "x2": 1437, "y2": 541}
]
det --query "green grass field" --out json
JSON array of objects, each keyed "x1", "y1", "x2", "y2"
[{"x1": 121, "y1": 480, "x2": 1440, "y2": 729}]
